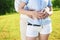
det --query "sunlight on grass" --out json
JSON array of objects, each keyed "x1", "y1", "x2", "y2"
[
  {"x1": 0, "y1": 13, "x2": 20, "y2": 40},
  {"x1": 0, "y1": 11, "x2": 60, "y2": 40},
  {"x1": 49, "y1": 11, "x2": 60, "y2": 40}
]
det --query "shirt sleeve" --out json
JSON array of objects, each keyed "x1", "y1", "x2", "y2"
[
  {"x1": 21, "y1": 0, "x2": 29, "y2": 4},
  {"x1": 47, "y1": 0, "x2": 52, "y2": 7},
  {"x1": 14, "y1": 0, "x2": 21, "y2": 12}
]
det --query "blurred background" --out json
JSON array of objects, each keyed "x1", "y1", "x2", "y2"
[{"x1": 0, "y1": 0, "x2": 60, "y2": 40}]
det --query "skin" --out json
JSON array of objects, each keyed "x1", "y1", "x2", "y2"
[{"x1": 18, "y1": 2, "x2": 52, "y2": 40}]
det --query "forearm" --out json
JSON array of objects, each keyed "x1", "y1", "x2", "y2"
[
  {"x1": 18, "y1": 8, "x2": 32, "y2": 15},
  {"x1": 17, "y1": 2, "x2": 35, "y2": 16}
]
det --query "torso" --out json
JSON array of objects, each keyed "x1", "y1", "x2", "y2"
[{"x1": 23, "y1": 0, "x2": 51, "y2": 25}]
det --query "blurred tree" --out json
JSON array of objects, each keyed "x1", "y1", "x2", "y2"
[
  {"x1": 0, "y1": 0, "x2": 60, "y2": 15},
  {"x1": 52, "y1": 0, "x2": 60, "y2": 8},
  {"x1": 0, "y1": 0, "x2": 14, "y2": 15}
]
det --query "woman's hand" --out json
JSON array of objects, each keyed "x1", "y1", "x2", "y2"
[
  {"x1": 26, "y1": 11, "x2": 42, "y2": 19},
  {"x1": 26, "y1": 10, "x2": 49, "y2": 19},
  {"x1": 38, "y1": 11, "x2": 49, "y2": 19},
  {"x1": 26, "y1": 11, "x2": 40, "y2": 19},
  {"x1": 27, "y1": 11, "x2": 47, "y2": 19},
  {"x1": 41, "y1": 12, "x2": 49, "y2": 19}
]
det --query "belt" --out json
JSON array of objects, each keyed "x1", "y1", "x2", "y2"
[{"x1": 28, "y1": 23, "x2": 41, "y2": 26}]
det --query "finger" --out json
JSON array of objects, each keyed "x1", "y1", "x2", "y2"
[
  {"x1": 38, "y1": 16, "x2": 43, "y2": 19},
  {"x1": 42, "y1": 14, "x2": 48, "y2": 19},
  {"x1": 37, "y1": 16, "x2": 42, "y2": 19},
  {"x1": 39, "y1": 13, "x2": 44, "y2": 17}
]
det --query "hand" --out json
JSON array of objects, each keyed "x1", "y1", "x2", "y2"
[
  {"x1": 29, "y1": 11, "x2": 44, "y2": 19},
  {"x1": 41, "y1": 12, "x2": 49, "y2": 19},
  {"x1": 26, "y1": 10, "x2": 49, "y2": 19},
  {"x1": 37, "y1": 11, "x2": 45, "y2": 19},
  {"x1": 31, "y1": 11, "x2": 41, "y2": 19},
  {"x1": 25, "y1": 11, "x2": 39, "y2": 19},
  {"x1": 38, "y1": 11, "x2": 49, "y2": 19}
]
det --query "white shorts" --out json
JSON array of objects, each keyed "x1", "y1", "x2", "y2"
[
  {"x1": 20, "y1": 14, "x2": 52, "y2": 38},
  {"x1": 26, "y1": 23, "x2": 52, "y2": 37}
]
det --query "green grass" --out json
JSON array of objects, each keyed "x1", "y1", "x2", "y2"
[
  {"x1": 0, "y1": 13, "x2": 20, "y2": 40},
  {"x1": 0, "y1": 11, "x2": 60, "y2": 40},
  {"x1": 49, "y1": 11, "x2": 60, "y2": 40}
]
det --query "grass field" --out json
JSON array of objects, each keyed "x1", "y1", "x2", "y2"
[{"x1": 0, "y1": 11, "x2": 60, "y2": 40}]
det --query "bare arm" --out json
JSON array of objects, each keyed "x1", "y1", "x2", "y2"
[
  {"x1": 18, "y1": 2, "x2": 42, "y2": 19},
  {"x1": 18, "y1": 2, "x2": 37, "y2": 17},
  {"x1": 18, "y1": 2, "x2": 31, "y2": 15}
]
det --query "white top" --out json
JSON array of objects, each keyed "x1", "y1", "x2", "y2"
[{"x1": 15, "y1": 0, "x2": 52, "y2": 25}]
